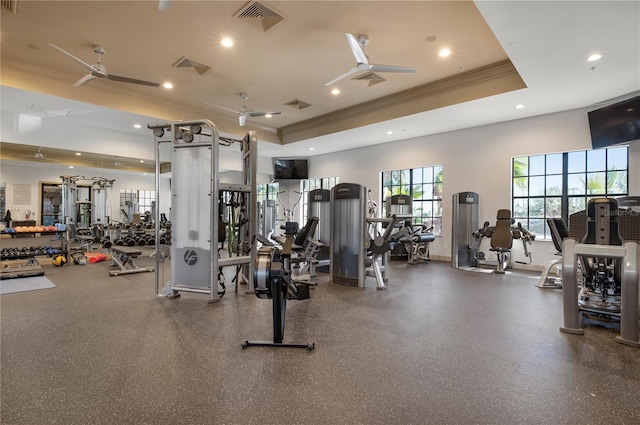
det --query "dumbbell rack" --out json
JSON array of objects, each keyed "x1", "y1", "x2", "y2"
[{"x1": 0, "y1": 229, "x2": 70, "y2": 264}]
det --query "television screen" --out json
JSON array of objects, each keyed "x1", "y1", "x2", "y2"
[
  {"x1": 273, "y1": 158, "x2": 308, "y2": 180},
  {"x1": 588, "y1": 95, "x2": 640, "y2": 149}
]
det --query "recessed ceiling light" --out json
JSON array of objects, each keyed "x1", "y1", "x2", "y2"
[
  {"x1": 587, "y1": 53, "x2": 603, "y2": 62},
  {"x1": 265, "y1": 114, "x2": 272, "y2": 118},
  {"x1": 515, "y1": 104, "x2": 525, "y2": 109},
  {"x1": 163, "y1": 82, "x2": 173, "y2": 89},
  {"x1": 309, "y1": 147, "x2": 315, "y2": 151},
  {"x1": 386, "y1": 131, "x2": 393, "y2": 135},
  {"x1": 438, "y1": 48, "x2": 451, "y2": 58},
  {"x1": 221, "y1": 37, "x2": 234, "y2": 47},
  {"x1": 133, "y1": 124, "x2": 142, "y2": 129},
  {"x1": 331, "y1": 88, "x2": 340, "y2": 95},
  {"x1": 69, "y1": 166, "x2": 74, "y2": 169},
  {"x1": 75, "y1": 152, "x2": 82, "y2": 156},
  {"x1": 139, "y1": 160, "x2": 144, "y2": 163}
]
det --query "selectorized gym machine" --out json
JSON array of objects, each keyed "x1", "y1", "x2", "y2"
[
  {"x1": 451, "y1": 192, "x2": 480, "y2": 269},
  {"x1": 148, "y1": 119, "x2": 258, "y2": 303},
  {"x1": 560, "y1": 198, "x2": 639, "y2": 347},
  {"x1": 384, "y1": 194, "x2": 435, "y2": 265},
  {"x1": 330, "y1": 183, "x2": 401, "y2": 289},
  {"x1": 451, "y1": 192, "x2": 535, "y2": 272},
  {"x1": 473, "y1": 209, "x2": 536, "y2": 273},
  {"x1": 259, "y1": 199, "x2": 277, "y2": 239},
  {"x1": 60, "y1": 175, "x2": 80, "y2": 240},
  {"x1": 307, "y1": 188, "x2": 331, "y2": 273}
]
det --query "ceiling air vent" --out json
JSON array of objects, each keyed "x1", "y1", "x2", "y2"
[
  {"x1": 353, "y1": 72, "x2": 386, "y2": 87},
  {"x1": 1, "y1": 0, "x2": 17, "y2": 13},
  {"x1": 172, "y1": 57, "x2": 212, "y2": 76},
  {"x1": 283, "y1": 99, "x2": 311, "y2": 110},
  {"x1": 234, "y1": 1, "x2": 286, "y2": 33}
]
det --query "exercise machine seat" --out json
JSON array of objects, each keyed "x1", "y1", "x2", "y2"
[
  {"x1": 547, "y1": 218, "x2": 569, "y2": 254},
  {"x1": 490, "y1": 209, "x2": 513, "y2": 252},
  {"x1": 293, "y1": 217, "x2": 319, "y2": 249}
]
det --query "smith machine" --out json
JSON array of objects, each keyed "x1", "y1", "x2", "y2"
[{"x1": 148, "y1": 119, "x2": 258, "y2": 303}]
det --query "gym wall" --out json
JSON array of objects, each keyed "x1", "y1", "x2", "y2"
[{"x1": 308, "y1": 107, "x2": 640, "y2": 270}]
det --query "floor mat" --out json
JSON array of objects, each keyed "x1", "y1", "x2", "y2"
[{"x1": 1, "y1": 275, "x2": 56, "y2": 295}]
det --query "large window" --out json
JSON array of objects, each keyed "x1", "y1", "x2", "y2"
[
  {"x1": 512, "y1": 146, "x2": 628, "y2": 238},
  {"x1": 382, "y1": 165, "x2": 443, "y2": 235},
  {"x1": 256, "y1": 183, "x2": 280, "y2": 204},
  {"x1": 120, "y1": 189, "x2": 156, "y2": 222}
]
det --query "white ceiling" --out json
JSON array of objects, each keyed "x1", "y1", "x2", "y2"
[{"x1": 1, "y1": 1, "x2": 639, "y2": 166}]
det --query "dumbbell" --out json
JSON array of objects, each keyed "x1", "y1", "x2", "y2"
[
  {"x1": 120, "y1": 236, "x2": 136, "y2": 247},
  {"x1": 99, "y1": 237, "x2": 112, "y2": 249}
]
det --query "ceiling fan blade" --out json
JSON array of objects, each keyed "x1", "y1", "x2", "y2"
[
  {"x1": 325, "y1": 67, "x2": 360, "y2": 86},
  {"x1": 345, "y1": 33, "x2": 368, "y2": 65},
  {"x1": 17, "y1": 154, "x2": 59, "y2": 161},
  {"x1": 48, "y1": 43, "x2": 100, "y2": 73},
  {"x1": 73, "y1": 74, "x2": 98, "y2": 87},
  {"x1": 106, "y1": 73, "x2": 160, "y2": 87},
  {"x1": 369, "y1": 64, "x2": 417, "y2": 74},
  {"x1": 247, "y1": 111, "x2": 281, "y2": 117},
  {"x1": 239, "y1": 115, "x2": 247, "y2": 127},
  {"x1": 93, "y1": 162, "x2": 132, "y2": 168}
]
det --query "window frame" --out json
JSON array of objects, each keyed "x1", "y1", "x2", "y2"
[
  {"x1": 511, "y1": 146, "x2": 629, "y2": 239},
  {"x1": 381, "y1": 165, "x2": 443, "y2": 236}
]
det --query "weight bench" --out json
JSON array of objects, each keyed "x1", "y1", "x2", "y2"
[
  {"x1": 76, "y1": 235, "x2": 95, "y2": 252},
  {"x1": 109, "y1": 246, "x2": 154, "y2": 276}
]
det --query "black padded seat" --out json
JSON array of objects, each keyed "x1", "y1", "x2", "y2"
[
  {"x1": 293, "y1": 217, "x2": 319, "y2": 250},
  {"x1": 547, "y1": 218, "x2": 569, "y2": 254}
]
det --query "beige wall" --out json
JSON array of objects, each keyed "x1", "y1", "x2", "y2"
[{"x1": 309, "y1": 107, "x2": 640, "y2": 269}]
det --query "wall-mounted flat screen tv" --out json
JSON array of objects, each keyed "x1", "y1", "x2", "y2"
[
  {"x1": 273, "y1": 158, "x2": 308, "y2": 180},
  {"x1": 588, "y1": 94, "x2": 640, "y2": 149}
]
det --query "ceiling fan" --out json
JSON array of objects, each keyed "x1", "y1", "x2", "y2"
[
  {"x1": 48, "y1": 43, "x2": 160, "y2": 88},
  {"x1": 93, "y1": 158, "x2": 133, "y2": 169},
  {"x1": 207, "y1": 93, "x2": 281, "y2": 127},
  {"x1": 17, "y1": 147, "x2": 59, "y2": 161},
  {"x1": 325, "y1": 33, "x2": 417, "y2": 86}
]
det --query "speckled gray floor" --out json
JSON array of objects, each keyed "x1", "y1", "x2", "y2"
[{"x1": 1, "y1": 237, "x2": 639, "y2": 424}]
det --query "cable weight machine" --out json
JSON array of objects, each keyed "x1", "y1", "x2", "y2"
[{"x1": 148, "y1": 119, "x2": 258, "y2": 303}]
